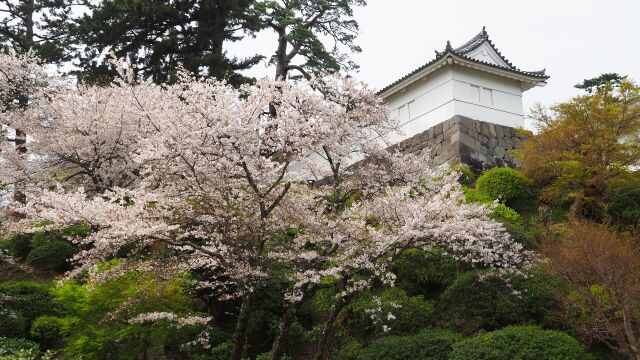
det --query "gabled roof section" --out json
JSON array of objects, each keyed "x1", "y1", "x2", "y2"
[{"x1": 378, "y1": 27, "x2": 549, "y2": 97}]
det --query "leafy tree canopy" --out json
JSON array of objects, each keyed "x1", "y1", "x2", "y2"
[
  {"x1": 575, "y1": 72, "x2": 627, "y2": 93},
  {"x1": 0, "y1": 0, "x2": 78, "y2": 64},
  {"x1": 74, "y1": 0, "x2": 263, "y2": 85},
  {"x1": 523, "y1": 79, "x2": 640, "y2": 222}
]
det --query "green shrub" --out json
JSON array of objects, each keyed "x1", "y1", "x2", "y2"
[
  {"x1": 7, "y1": 234, "x2": 33, "y2": 260},
  {"x1": 343, "y1": 287, "x2": 435, "y2": 338},
  {"x1": 0, "y1": 337, "x2": 39, "y2": 357},
  {"x1": 391, "y1": 249, "x2": 462, "y2": 299},
  {"x1": 30, "y1": 316, "x2": 78, "y2": 349},
  {"x1": 0, "y1": 310, "x2": 27, "y2": 338},
  {"x1": 333, "y1": 340, "x2": 362, "y2": 360},
  {"x1": 490, "y1": 203, "x2": 521, "y2": 226},
  {"x1": 475, "y1": 167, "x2": 532, "y2": 204},
  {"x1": 449, "y1": 325, "x2": 592, "y2": 360},
  {"x1": 452, "y1": 163, "x2": 475, "y2": 186},
  {"x1": 358, "y1": 329, "x2": 462, "y2": 360},
  {"x1": 0, "y1": 282, "x2": 58, "y2": 326},
  {"x1": 605, "y1": 174, "x2": 640, "y2": 226},
  {"x1": 437, "y1": 271, "x2": 560, "y2": 334},
  {"x1": 26, "y1": 241, "x2": 76, "y2": 272}
]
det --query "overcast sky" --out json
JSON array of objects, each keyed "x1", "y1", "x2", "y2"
[{"x1": 227, "y1": 0, "x2": 640, "y2": 129}]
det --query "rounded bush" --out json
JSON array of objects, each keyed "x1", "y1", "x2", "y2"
[
  {"x1": 0, "y1": 310, "x2": 27, "y2": 338},
  {"x1": 0, "y1": 337, "x2": 40, "y2": 357},
  {"x1": 26, "y1": 240, "x2": 76, "y2": 271},
  {"x1": 0, "y1": 281, "x2": 59, "y2": 325},
  {"x1": 359, "y1": 329, "x2": 462, "y2": 360},
  {"x1": 30, "y1": 316, "x2": 76, "y2": 349},
  {"x1": 343, "y1": 287, "x2": 434, "y2": 338},
  {"x1": 449, "y1": 325, "x2": 592, "y2": 360},
  {"x1": 437, "y1": 271, "x2": 559, "y2": 334},
  {"x1": 7, "y1": 233, "x2": 33, "y2": 260},
  {"x1": 475, "y1": 167, "x2": 532, "y2": 203}
]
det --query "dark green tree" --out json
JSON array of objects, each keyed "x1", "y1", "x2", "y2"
[
  {"x1": 255, "y1": 0, "x2": 365, "y2": 80},
  {"x1": 575, "y1": 72, "x2": 627, "y2": 93},
  {"x1": 0, "y1": 0, "x2": 78, "y2": 64},
  {"x1": 74, "y1": 0, "x2": 263, "y2": 85}
]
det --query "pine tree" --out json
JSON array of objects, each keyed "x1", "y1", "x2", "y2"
[
  {"x1": 255, "y1": 0, "x2": 366, "y2": 81},
  {"x1": 74, "y1": 0, "x2": 263, "y2": 85},
  {"x1": 0, "y1": 0, "x2": 78, "y2": 64}
]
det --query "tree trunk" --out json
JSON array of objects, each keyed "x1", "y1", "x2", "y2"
[
  {"x1": 568, "y1": 195, "x2": 584, "y2": 223},
  {"x1": 314, "y1": 296, "x2": 350, "y2": 360},
  {"x1": 231, "y1": 295, "x2": 252, "y2": 360},
  {"x1": 269, "y1": 300, "x2": 304, "y2": 360}
]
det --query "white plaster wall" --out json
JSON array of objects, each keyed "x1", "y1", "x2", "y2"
[{"x1": 380, "y1": 64, "x2": 526, "y2": 148}]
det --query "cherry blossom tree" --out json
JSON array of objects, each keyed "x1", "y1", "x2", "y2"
[{"x1": 0, "y1": 54, "x2": 529, "y2": 359}]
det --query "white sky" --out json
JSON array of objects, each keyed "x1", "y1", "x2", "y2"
[{"x1": 227, "y1": 0, "x2": 640, "y2": 129}]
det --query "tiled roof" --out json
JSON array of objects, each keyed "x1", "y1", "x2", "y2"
[{"x1": 378, "y1": 27, "x2": 549, "y2": 96}]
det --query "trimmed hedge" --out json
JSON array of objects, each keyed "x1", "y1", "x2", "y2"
[
  {"x1": 7, "y1": 234, "x2": 32, "y2": 260},
  {"x1": 26, "y1": 240, "x2": 76, "y2": 272},
  {"x1": 0, "y1": 281, "x2": 59, "y2": 325},
  {"x1": 449, "y1": 325, "x2": 592, "y2": 360},
  {"x1": 358, "y1": 329, "x2": 462, "y2": 360},
  {"x1": 0, "y1": 310, "x2": 27, "y2": 338},
  {"x1": 437, "y1": 271, "x2": 560, "y2": 334},
  {"x1": 475, "y1": 167, "x2": 532, "y2": 204},
  {"x1": 0, "y1": 337, "x2": 40, "y2": 357}
]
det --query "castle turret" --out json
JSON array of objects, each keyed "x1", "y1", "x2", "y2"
[{"x1": 379, "y1": 27, "x2": 549, "y2": 171}]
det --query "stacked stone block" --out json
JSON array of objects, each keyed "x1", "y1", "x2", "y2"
[{"x1": 392, "y1": 115, "x2": 527, "y2": 173}]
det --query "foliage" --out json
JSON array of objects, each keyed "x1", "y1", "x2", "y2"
[
  {"x1": 452, "y1": 163, "x2": 475, "y2": 186},
  {"x1": 6, "y1": 234, "x2": 32, "y2": 260},
  {"x1": 449, "y1": 325, "x2": 592, "y2": 360},
  {"x1": 603, "y1": 173, "x2": 640, "y2": 226},
  {"x1": 0, "y1": 281, "x2": 58, "y2": 326},
  {"x1": 540, "y1": 222, "x2": 640, "y2": 360},
  {"x1": 390, "y1": 249, "x2": 461, "y2": 299},
  {"x1": 75, "y1": 0, "x2": 261, "y2": 85},
  {"x1": 343, "y1": 287, "x2": 435, "y2": 338},
  {"x1": 358, "y1": 329, "x2": 463, "y2": 360},
  {"x1": 522, "y1": 80, "x2": 640, "y2": 221},
  {"x1": 575, "y1": 73, "x2": 627, "y2": 93},
  {"x1": 29, "y1": 316, "x2": 77, "y2": 349},
  {"x1": 48, "y1": 271, "x2": 208, "y2": 359},
  {"x1": 475, "y1": 167, "x2": 533, "y2": 204},
  {"x1": 437, "y1": 270, "x2": 561, "y2": 334},
  {"x1": 0, "y1": 311, "x2": 26, "y2": 338},
  {"x1": 25, "y1": 241, "x2": 76, "y2": 272},
  {"x1": 0, "y1": 338, "x2": 39, "y2": 357},
  {"x1": 255, "y1": 0, "x2": 365, "y2": 80},
  {"x1": 0, "y1": 0, "x2": 79, "y2": 65}
]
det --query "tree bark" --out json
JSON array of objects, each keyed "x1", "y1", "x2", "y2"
[
  {"x1": 269, "y1": 300, "x2": 303, "y2": 360},
  {"x1": 314, "y1": 295, "x2": 351, "y2": 360},
  {"x1": 568, "y1": 195, "x2": 584, "y2": 223},
  {"x1": 230, "y1": 295, "x2": 252, "y2": 360}
]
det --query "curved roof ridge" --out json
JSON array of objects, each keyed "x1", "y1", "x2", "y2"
[{"x1": 379, "y1": 28, "x2": 549, "y2": 96}]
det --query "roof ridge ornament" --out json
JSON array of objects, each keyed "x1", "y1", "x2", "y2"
[
  {"x1": 482, "y1": 26, "x2": 487, "y2": 37},
  {"x1": 445, "y1": 40, "x2": 452, "y2": 51}
]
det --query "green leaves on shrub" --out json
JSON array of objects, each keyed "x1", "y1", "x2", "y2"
[
  {"x1": 0, "y1": 310, "x2": 26, "y2": 338},
  {"x1": 343, "y1": 287, "x2": 435, "y2": 338},
  {"x1": 7, "y1": 234, "x2": 32, "y2": 260},
  {"x1": 30, "y1": 316, "x2": 78, "y2": 349},
  {"x1": 358, "y1": 329, "x2": 462, "y2": 360},
  {"x1": 0, "y1": 282, "x2": 58, "y2": 326},
  {"x1": 475, "y1": 167, "x2": 533, "y2": 204},
  {"x1": 437, "y1": 271, "x2": 560, "y2": 334},
  {"x1": 449, "y1": 325, "x2": 592, "y2": 360},
  {"x1": 26, "y1": 241, "x2": 76, "y2": 272},
  {"x1": 0, "y1": 337, "x2": 40, "y2": 357}
]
